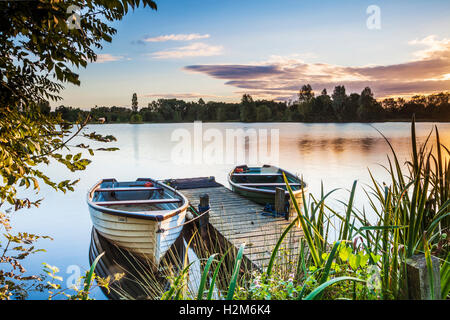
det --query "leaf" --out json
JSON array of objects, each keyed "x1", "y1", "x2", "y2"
[
  {"x1": 319, "y1": 241, "x2": 341, "y2": 285},
  {"x1": 226, "y1": 243, "x2": 245, "y2": 300},
  {"x1": 339, "y1": 246, "x2": 351, "y2": 262},
  {"x1": 304, "y1": 277, "x2": 365, "y2": 300},
  {"x1": 359, "y1": 252, "x2": 369, "y2": 267},
  {"x1": 349, "y1": 254, "x2": 361, "y2": 270}
]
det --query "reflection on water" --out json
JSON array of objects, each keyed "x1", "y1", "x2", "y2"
[
  {"x1": 9, "y1": 122, "x2": 450, "y2": 299},
  {"x1": 89, "y1": 226, "x2": 210, "y2": 300},
  {"x1": 132, "y1": 124, "x2": 140, "y2": 162},
  {"x1": 297, "y1": 136, "x2": 380, "y2": 154},
  {"x1": 89, "y1": 227, "x2": 185, "y2": 299}
]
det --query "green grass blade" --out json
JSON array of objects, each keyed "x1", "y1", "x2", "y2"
[
  {"x1": 161, "y1": 261, "x2": 196, "y2": 300},
  {"x1": 283, "y1": 173, "x2": 322, "y2": 266},
  {"x1": 266, "y1": 215, "x2": 299, "y2": 278},
  {"x1": 440, "y1": 252, "x2": 450, "y2": 298},
  {"x1": 342, "y1": 181, "x2": 358, "y2": 241},
  {"x1": 435, "y1": 126, "x2": 445, "y2": 206},
  {"x1": 303, "y1": 277, "x2": 365, "y2": 300},
  {"x1": 226, "y1": 243, "x2": 245, "y2": 300},
  {"x1": 207, "y1": 246, "x2": 233, "y2": 300},
  {"x1": 319, "y1": 241, "x2": 341, "y2": 285},
  {"x1": 197, "y1": 254, "x2": 217, "y2": 300},
  {"x1": 423, "y1": 235, "x2": 435, "y2": 300},
  {"x1": 82, "y1": 251, "x2": 105, "y2": 300}
]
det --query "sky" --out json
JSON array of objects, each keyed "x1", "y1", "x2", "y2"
[{"x1": 59, "y1": 0, "x2": 450, "y2": 109}]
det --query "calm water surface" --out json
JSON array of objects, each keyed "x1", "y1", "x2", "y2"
[{"x1": 10, "y1": 122, "x2": 450, "y2": 299}]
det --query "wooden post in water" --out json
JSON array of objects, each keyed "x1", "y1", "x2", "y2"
[
  {"x1": 198, "y1": 194, "x2": 210, "y2": 239},
  {"x1": 275, "y1": 187, "x2": 288, "y2": 220},
  {"x1": 406, "y1": 254, "x2": 441, "y2": 300}
]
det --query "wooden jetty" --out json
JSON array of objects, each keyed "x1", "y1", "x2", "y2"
[{"x1": 164, "y1": 177, "x2": 304, "y2": 271}]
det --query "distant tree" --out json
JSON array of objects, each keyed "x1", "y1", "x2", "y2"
[
  {"x1": 342, "y1": 93, "x2": 360, "y2": 121},
  {"x1": 298, "y1": 84, "x2": 315, "y2": 103},
  {"x1": 217, "y1": 106, "x2": 227, "y2": 122},
  {"x1": 256, "y1": 105, "x2": 272, "y2": 122},
  {"x1": 198, "y1": 98, "x2": 205, "y2": 105},
  {"x1": 38, "y1": 100, "x2": 51, "y2": 115},
  {"x1": 130, "y1": 113, "x2": 143, "y2": 123},
  {"x1": 132, "y1": 93, "x2": 138, "y2": 113},
  {"x1": 357, "y1": 87, "x2": 383, "y2": 121},
  {"x1": 240, "y1": 94, "x2": 257, "y2": 122},
  {"x1": 381, "y1": 98, "x2": 397, "y2": 111},
  {"x1": 332, "y1": 86, "x2": 348, "y2": 120},
  {"x1": 313, "y1": 88, "x2": 333, "y2": 120}
]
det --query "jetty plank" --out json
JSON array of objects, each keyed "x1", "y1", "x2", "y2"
[{"x1": 171, "y1": 178, "x2": 304, "y2": 270}]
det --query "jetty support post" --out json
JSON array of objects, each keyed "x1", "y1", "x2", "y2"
[
  {"x1": 405, "y1": 254, "x2": 441, "y2": 300},
  {"x1": 198, "y1": 194, "x2": 210, "y2": 239},
  {"x1": 275, "y1": 187, "x2": 288, "y2": 220}
]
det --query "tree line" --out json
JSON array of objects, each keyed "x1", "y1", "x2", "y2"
[{"x1": 53, "y1": 85, "x2": 450, "y2": 123}]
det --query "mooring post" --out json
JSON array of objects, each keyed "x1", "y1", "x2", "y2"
[
  {"x1": 198, "y1": 194, "x2": 210, "y2": 239},
  {"x1": 406, "y1": 254, "x2": 441, "y2": 300},
  {"x1": 275, "y1": 187, "x2": 288, "y2": 220}
]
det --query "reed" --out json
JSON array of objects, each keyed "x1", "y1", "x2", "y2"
[{"x1": 81, "y1": 252, "x2": 105, "y2": 300}]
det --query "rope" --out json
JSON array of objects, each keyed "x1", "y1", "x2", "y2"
[
  {"x1": 157, "y1": 208, "x2": 210, "y2": 233},
  {"x1": 188, "y1": 205, "x2": 200, "y2": 217}
]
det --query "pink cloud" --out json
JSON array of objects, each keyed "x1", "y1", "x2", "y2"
[
  {"x1": 151, "y1": 43, "x2": 223, "y2": 59},
  {"x1": 95, "y1": 54, "x2": 127, "y2": 63},
  {"x1": 184, "y1": 36, "x2": 450, "y2": 99},
  {"x1": 143, "y1": 33, "x2": 210, "y2": 42}
]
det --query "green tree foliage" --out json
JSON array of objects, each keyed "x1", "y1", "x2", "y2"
[
  {"x1": 0, "y1": 0, "x2": 156, "y2": 299},
  {"x1": 331, "y1": 85, "x2": 348, "y2": 120},
  {"x1": 343, "y1": 93, "x2": 360, "y2": 121},
  {"x1": 298, "y1": 84, "x2": 315, "y2": 103},
  {"x1": 130, "y1": 113, "x2": 143, "y2": 123},
  {"x1": 357, "y1": 87, "x2": 383, "y2": 121},
  {"x1": 55, "y1": 90, "x2": 450, "y2": 124},
  {"x1": 240, "y1": 94, "x2": 257, "y2": 122},
  {"x1": 131, "y1": 93, "x2": 138, "y2": 113},
  {"x1": 256, "y1": 105, "x2": 272, "y2": 122}
]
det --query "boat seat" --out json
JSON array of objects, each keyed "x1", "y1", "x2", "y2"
[
  {"x1": 94, "y1": 199, "x2": 181, "y2": 206},
  {"x1": 95, "y1": 187, "x2": 163, "y2": 192},
  {"x1": 232, "y1": 173, "x2": 283, "y2": 176},
  {"x1": 239, "y1": 183, "x2": 302, "y2": 187}
]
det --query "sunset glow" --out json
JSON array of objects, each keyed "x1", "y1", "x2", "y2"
[{"x1": 58, "y1": 0, "x2": 450, "y2": 108}]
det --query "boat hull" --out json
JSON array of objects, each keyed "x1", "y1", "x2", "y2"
[
  {"x1": 228, "y1": 165, "x2": 307, "y2": 216},
  {"x1": 231, "y1": 184, "x2": 305, "y2": 211},
  {"x1": 89, "y1": 206, "x2": 186, "y2": 267}
]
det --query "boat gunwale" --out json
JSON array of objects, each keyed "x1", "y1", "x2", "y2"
[
  {"x1": 86, "y1": 178, "x2": 189, "y2": 221},
  {"x1": 227, "y1": 165, "x2": 308, "y2": 196}
]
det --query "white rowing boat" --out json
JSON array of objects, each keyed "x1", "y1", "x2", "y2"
[{"x1": 86, "y1": 178, "x2": 189, "y2": 268}]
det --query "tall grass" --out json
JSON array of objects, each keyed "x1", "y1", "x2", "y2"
[
  {"x1": 362, "y1": 117, "x2": 450, "y2": 298},
  {"x1": 105, "y1": 119, "x2": 449, "y2": 300}
]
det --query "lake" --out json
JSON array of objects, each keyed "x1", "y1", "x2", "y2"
[{"x1": 10, "y1": 122, "x2": 450, "y2": 299}]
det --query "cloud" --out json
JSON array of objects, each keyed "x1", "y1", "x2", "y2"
[
  {"x1": 185, "y1": 65, "x2": 282, "y2": 79},
  {"x1": 95, "y1": 54, "x2": 128, "y2": 63},
  {"x1": 151, "y1": 42, "x2": 223, "y2": 59},
  {"x1": 143, "y1": 33, "x2": 210, "y2": 42},
  {"x1": 183, "y1": 36, "x2": 450, "y2": 99},
  {"x1": 142, "y1": 92, "x2": 224, "y2": 99}
]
